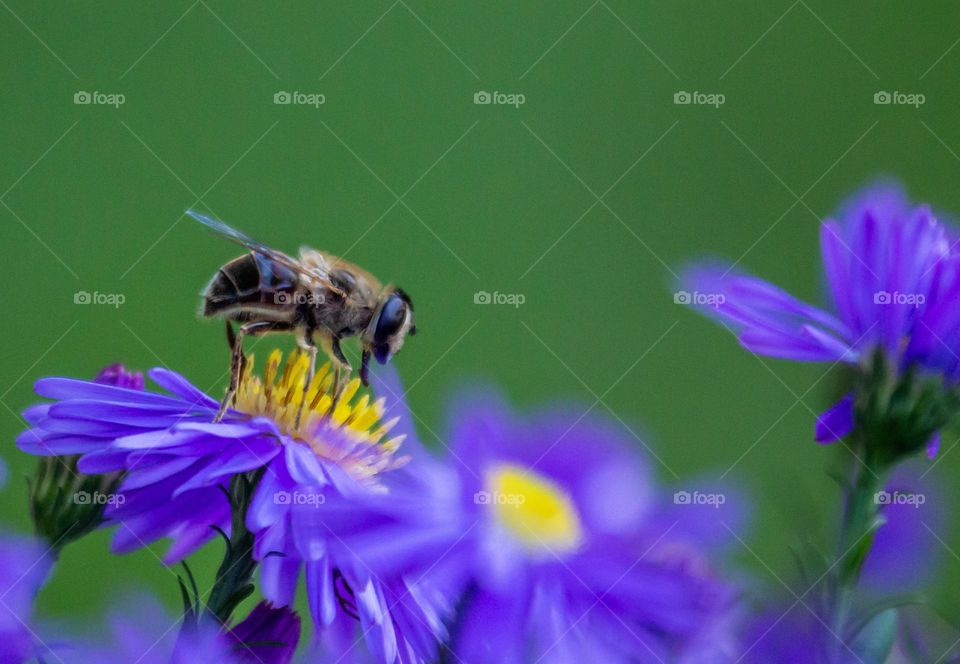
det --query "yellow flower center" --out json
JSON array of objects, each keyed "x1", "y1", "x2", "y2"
[
  {"x1": 486, "y1": 464, "x2": 583, "y2": 554},
  {"x1": 233, "y1": 349, "x2": 405, "y2": 481}
]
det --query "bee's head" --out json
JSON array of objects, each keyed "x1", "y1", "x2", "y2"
[{"x1": 361, "y1": 288, "x2": 415, "y2": 384}]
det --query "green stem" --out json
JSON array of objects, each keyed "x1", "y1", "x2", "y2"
[
  {"x1": 838, "y1": 458, "x2": 884, "y2": 586},
  {"x1": 205, "y1": 469, "x2": 264, "y2": 625},
  {"x1": 830, "y1": 447, "x2": 888, "y2": 659}
]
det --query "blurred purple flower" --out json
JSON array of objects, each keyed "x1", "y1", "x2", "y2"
[
  {"x1": 227, "y1": 601, "x2": 302, "y2": 664},
  {"x1": 0, "y1": 533, "x2": 56, "y2": 663},
  {"x1": 64, "y1": 598, "x2": 299, "y2": 664},
  {"x1": 326, "y1": 388, "x2": 743, "y2": 663},
  {"x1": 681, "y1": 183, "x2": 960, "y2": 450},
  {"x1": 741, "y1": 603, "x2": 861, "y2": 664},
  {"x1": 94, "y1": 363, "x2": 145, "y2": 390},
  {"x1": 446, "y1": 391, "x2": 740, "y2": 662},
  {"x1": 861, "y1": 459, "x2": 944, "y2": 593}
]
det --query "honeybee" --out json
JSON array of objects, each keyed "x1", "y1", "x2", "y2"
[{"x1": 188, "y1": 210, "x2": 416, "y2": 424}]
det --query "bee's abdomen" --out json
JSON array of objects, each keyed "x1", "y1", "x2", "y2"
[{"x1": 202, "y1": 253, "x2": 298, "y2": 318}]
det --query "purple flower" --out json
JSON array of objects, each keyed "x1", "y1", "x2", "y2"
[
  {"x1": 449, "y1": 391, "x2": 740, "y2": 662},
  {"x1": 94, "y1": 363, "x2": 145, "y2": 390},
  {"x1": 0, "y1": 533, "x2": 56, "y2": 663},
  {"x1": 681, "y1": 183, "x2": 960, "y2": 451},
  {"x1": 861, "y1": 459, "x2": 944, "y2": 593},
  {"x1": 227, "y1": 601, "x2": 302, "y2": 664},
  {"x1": 20, "y1": 362, "x2": 241, "y2": 561},
  {"x1": 741, "y1": 603, "x2": 862, "y2": 664},
  {"x1": 65, "y1": 598, "x2": 299, "y2": 664},
  {"x1": 18, "y1": 350, "x2": 451, "y2": 663},
  {"x1": 19, "y1": 350, "x2": 405, "y2": 559},
  {"x1": 329, "y1": 388, "x2": 742, "y2": 663},
  {"x1": 245, "y1": 366, "x2": 461, "y2": 664}
]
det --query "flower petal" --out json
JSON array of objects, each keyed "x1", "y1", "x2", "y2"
[{"x1": 814, "y1": 394, "x2": 855, "y2": 444}]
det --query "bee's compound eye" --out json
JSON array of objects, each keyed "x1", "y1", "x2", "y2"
[{"x1": 373, "y1": 295, "x2": 407, "y2": 346}]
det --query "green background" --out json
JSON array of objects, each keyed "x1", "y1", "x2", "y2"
[{"x1": 2, "y1": 0, "x2": 960, "y2": 646}]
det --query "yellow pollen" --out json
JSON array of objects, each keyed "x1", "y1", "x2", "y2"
[
  {"x1": 232, "y1": 349, "x2": 406, "y2": 481},
  {"x1": 485, "y1": 464, "x2": 583, "y2": 553}
]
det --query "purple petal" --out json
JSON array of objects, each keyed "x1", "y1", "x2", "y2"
[
  {"x1": 927, "y1": 431, "x2": 941, "y2": 459},
  {"x1": 147, "y1": 368, "x2": 218, "y2": 408},
  {"x1": 814, "y1": 394, "x2": 854, "y2": 444}
]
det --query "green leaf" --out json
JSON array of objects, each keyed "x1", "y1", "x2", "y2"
[{"x1": 850, "y1": 608, "x2": 897, "y2": 664}]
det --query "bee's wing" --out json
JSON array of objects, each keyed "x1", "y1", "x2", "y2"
[
  {"x1": 300, "y1": 248, "x2": 383, "y2": 296},
  {"x1": 187, "y1": 210, "x2": 343, "y2": 295}
]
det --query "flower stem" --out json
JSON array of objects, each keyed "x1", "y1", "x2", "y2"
[
  {"x1": 205, "y1": 469, "x2": 264, "y2": 625},
  {"x1": 829, "y1": 448, "x2": 888, "y2": 658},
  {"x1": 837, "y1": 456, "x2": 885, "y2": 587}
]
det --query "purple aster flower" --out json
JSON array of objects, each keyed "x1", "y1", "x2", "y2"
[
  {"x1": 741, "y1": 602, "x2": 863, "y2": 664},
  {"x1": 446, "y1": 391, "x2": 740, "y2": 663},
  {"x1": 19, "y1": 350, "x2": 404, "y2": 560},
  {"x1": 64, "y1": 597, "x2": 299, "y2": 664},
  {"x1": 680, "y1": 183, "x2": 960, "y2": 455},
  {"x1": 325, "y1": 387, "x2": 742, "y2": 663},
  {"x1": 227, "y1": 601, "x2": 301, "y2": 664},
  {"x1": 861, "y1": 459, "x2": 944, "y2": 593},
  {"x1": 0, "y1": 533, "x2": 57, "y2": 663},
  {"x1": 244, "y1": 364, "x2": 461, "y2": 664},
  {"x1": 94, "y1": 362, "x2": 145, "y2": 390},
  {"x1": 740, "y1": 595, "x2": 960, "y2": 664},
  {"x1": 18, "y1": 350, "x2": 451, "y2": 663}
]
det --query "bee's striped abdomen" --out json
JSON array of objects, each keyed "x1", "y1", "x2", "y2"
[{"x1": 202, "y1": 252, "x2": 299, "y2": 318}]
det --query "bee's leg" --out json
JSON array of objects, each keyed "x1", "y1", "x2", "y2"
[
  {"x1": 295, "y1": 334, "x2": 317, "y2": 429},
  {"x1": 225, "y1": 321, "x2": 248, "y2": 379},
  {"x1": 329, "y1": 337, "x2": 351, "y2": 412},
  {"x1": 215, "y1": 320, "x2": 287, "y2": 423}
]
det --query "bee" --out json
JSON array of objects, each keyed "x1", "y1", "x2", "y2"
[{"x1": 188, "y1": 210, "x2": 416, "y2": 424}]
